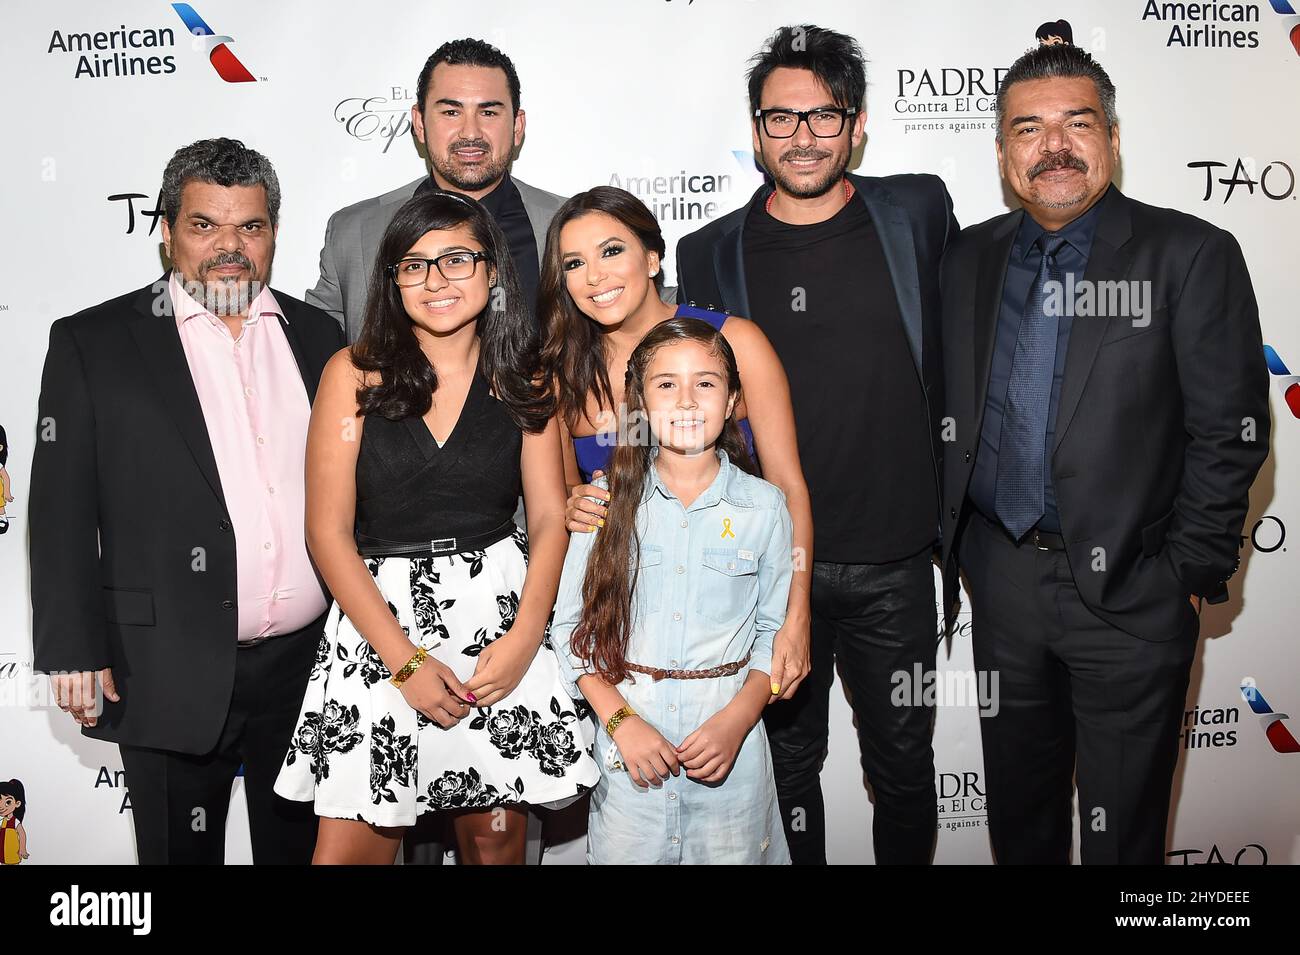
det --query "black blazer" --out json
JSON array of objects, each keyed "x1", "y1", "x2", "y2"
[
  {"x1": 675, "y1": 173, "x2": 959, "y2": 513},
  {"x1": 29, "y1": 274, "x2": 344, "y2": 754},
  {"x1": 940, "y1": 187, "x2": 1270, "y2": 640}
]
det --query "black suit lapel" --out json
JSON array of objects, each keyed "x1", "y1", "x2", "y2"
[
  {"x1": 712, "y1": 215, "x2": 750, "y2": 316},
  {"x1": 275, "y1": 294, "x2": 318, "y2": 404},
  {"x1": 854, "y1": 175, "x2": 924, "y2": 376},
  {"x1": 972, "y1": 212, "x2": 1023, "y2": 415},
  {"x1": 126, "y1": 276, "x2": 227, "y2": 510},
  {"x1": 1052, "y1": 189, "x2": 1135, "y2": 454}
]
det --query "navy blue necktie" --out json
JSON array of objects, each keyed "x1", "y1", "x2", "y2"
[{"x1": 995, "y1": 234, "x2": 1066, "y2": 540}]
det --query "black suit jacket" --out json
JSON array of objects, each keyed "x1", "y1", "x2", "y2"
[
  {"x1": 30, "y1": 274, "x2": 344, "y2": 754},
  {"x1": 940, "y1": 187, "x2": 1270, "y2": 641},
  {"x1": 675, "y1": 173, "x2": 959, "y2": 520}
]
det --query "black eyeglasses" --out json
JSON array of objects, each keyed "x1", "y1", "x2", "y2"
[
  {"x1": 387, "y1": 250, "x2": 489, "y2": 287},
  {"x1": 754, "y1": 106, "x2": 858, "y2": 139}
]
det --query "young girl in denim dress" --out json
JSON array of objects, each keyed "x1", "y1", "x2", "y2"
[{"x1": 551, "y1": 317, "x2": 793, "y2": 864}]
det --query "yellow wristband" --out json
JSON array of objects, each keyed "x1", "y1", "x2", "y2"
[{"x1": 390, "y1": 646, "x2": 427, "y2": 687}]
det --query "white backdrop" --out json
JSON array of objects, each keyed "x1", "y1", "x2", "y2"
[{"x1": 1, "y1": 0, "x2": 1297, "y2": 865}]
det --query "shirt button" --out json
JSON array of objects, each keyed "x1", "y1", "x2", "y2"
[
  {"x1": 670, "y1": 659, "x2": 679, "y2": 667},
  {"x1": 670, "y1": 835, "x2": 679, "y2": 845},
  {"x1": 267, "y1": 486, "x2": 276, "y2": 495},
  {"x1": 668, "y1": 703, "x2": 676, "y2": 712},
  {"x1": 675, "y1": 565, "x2": 684, "y2": 574},
  {"x1": 680, "y1": 520, "x2": 688, "y2": 528},
  {"x1": 218, "y1": 519, "x2": 232, "y2": 532},
  {"x1": 727, "y1": 561, "x2": 735, "y2": 570},
  {"x1": 964, "y1": 449, "x2": 972, "y2": 462},
  {"x1": 256, "y1": 436, "x2": 266, "y2": 446},
  {"x1": 668, "y1": 792, "x2": 677, "y2": 800},
  {"x1": 672, "y1": 612, "x2": 681, "y2": 621},
  {"x1": 244, "y1": 386, "x2": 255, "y2": 397},
  {"x1": 264, "y1": 542, "x2": 273, "y2": 550},
  {"x1": 950, "y1": 507, "x2": 958, "y2": 519},
  {"x1": 221, "y1": 599, "x2": 235, "y2": 611}
]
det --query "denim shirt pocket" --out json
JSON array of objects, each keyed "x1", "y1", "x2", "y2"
[
  {"x1": 634, "y1": 544, "x2": 665, "y2": 615},
  {"x1": 696, "y1": 545, "x2": 759, "y2": 624}
]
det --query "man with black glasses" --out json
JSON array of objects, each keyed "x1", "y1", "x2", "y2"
[{"x1": 676, "y1": 24, "x2": 959, "y2": 864}]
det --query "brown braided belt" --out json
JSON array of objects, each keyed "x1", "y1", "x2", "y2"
[{"x1": 625, "y1": 653, "x2": 752, "y2": 682}]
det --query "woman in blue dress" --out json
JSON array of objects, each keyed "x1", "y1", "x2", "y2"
[
  {"x1": 551, "y1": 317, "x2": 793, "y2": 863},
  {"x1": 538, "y1": 186, "x2": 813, "y2": 702}
]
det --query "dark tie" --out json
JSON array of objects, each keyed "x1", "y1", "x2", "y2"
[{"x1": 995, "y1": 234, "x2": 1066, "y2": 540}]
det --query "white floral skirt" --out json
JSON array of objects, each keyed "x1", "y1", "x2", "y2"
[{"x1": 274, "y1": 528, "x2": 599, "y2": 827}]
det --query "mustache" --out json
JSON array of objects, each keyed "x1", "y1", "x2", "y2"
[
  {"x1": 781, "y1": 147, "x2": 832, "y2": 162},
  {"x1": 449, "y1": 138, "x2": 491, "y2": 153},
  {"x1": 200, "y1": 251, "x2": 255, "y2": 274},
  {"x1": 1028, "y1": 151, "x2": 1089, "y2": 179}
]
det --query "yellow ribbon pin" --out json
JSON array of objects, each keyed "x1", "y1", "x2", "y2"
[{"x1": 721, "y1": 517, "x2": 735, "y2": 539}]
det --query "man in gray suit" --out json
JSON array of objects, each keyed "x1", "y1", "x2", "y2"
[{"x1": 308, "y1": 38, "x2": 564, "y2": 341}]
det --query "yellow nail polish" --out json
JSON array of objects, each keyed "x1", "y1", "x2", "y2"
[
  {"x1": 771, "y1": 682, "x2": 781, "y2": 695},
  {"x1": 597, "y1": 518, "x2": 605, "y2": 527}
]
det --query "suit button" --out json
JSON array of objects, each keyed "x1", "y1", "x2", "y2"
[
  {"x1": 963, "y1": 450, "x2": 972, "y2": 462},
  {"x1": 218, "y1": 520, "x2": 232, "y2": 532},
  {"x1": 221, "y1": 599, "x2": 235, "y2": 611},
  {"x1": 950, "y1": 507, "x2": 958, "y2": 519}
]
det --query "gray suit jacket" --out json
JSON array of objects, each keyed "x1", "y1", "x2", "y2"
[{"x1": 306, "y1": 174, "x2": 566, "y2": 342}]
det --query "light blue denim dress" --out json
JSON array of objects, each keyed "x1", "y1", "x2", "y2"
[{"x1": 551, "y1": 447, "x2": 793, "y2": 864}]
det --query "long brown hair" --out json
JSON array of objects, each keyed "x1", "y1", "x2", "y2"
[
  {"x1": 538, "y1": 186, "x2": 666, "y2": 433},
  {"x1": 351, "y1": 191, "x2": 552, "y2": 431},
  {"x1": 570, "y1": 318, "x2": 756, "y2": 685}
]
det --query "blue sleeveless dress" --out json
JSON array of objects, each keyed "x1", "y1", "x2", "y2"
[{"x1": 571, "y1": 304, "x2": 757, "y2": 482}]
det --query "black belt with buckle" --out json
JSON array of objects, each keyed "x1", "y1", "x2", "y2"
[{"x1": 355, "y1": 517, "x2": 518, "y2": 558}]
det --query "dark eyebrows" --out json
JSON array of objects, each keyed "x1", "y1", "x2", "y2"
[
  {"x1": 433, "y1": 97, "x2": 506, "y2": 110},
  {"x1": 402, "y1": 245, "x2": 475, "y2": 258},
  {"x1": 647, "y1": 369, "x2": 725, "y2": 380},
  {"x1": 561, "y1": 237, "x2": 623, "y2": 258},
  {"x1": 186, "y1": 212, "x2": 266, "y2": 227},
  {"x1": 763, "y1": 103, "x2": 839, "y2": 112},
  {"x1": 1011, "y1": 106, "x2": 1100, "y2": 126}
]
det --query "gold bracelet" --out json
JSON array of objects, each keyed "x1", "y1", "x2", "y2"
[
  {"x1": 605, "y1": 705, "x2": 637, "y2": 738},
  {"x1": 390, "y1": 646, "x2": 427, "y2": 687}
]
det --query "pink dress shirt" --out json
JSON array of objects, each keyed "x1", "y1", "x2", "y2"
[{"x1": 171, "y1": 272, "x2": 327, "y2": 642}]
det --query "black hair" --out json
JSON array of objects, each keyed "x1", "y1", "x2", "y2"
[
  {"x1": 747, "y1": 24, "x2": 867, "y2": 117},
  {"x1": 996, "y1": 43, "x2": 1116, "y2": 144},
  {"x1": 351, "y1": 191, "x2": 551, "y2": 432},
  {"x1": 416, "y1": 38, "x2": 522, "y2": 115},
  {"x1": 0, "y1": 780, "x2": 24, "y2": 823}
]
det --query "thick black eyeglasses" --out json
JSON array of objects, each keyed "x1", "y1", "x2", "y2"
[
  {"x1": 754, "y1": 106, "x2": 858, "y2": 139},
  {"x1": 387, "y1": 250, "x2": 490, "y2": 287}
]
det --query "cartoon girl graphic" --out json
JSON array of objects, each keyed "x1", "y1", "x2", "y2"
[
  {"x1": 0, "y1": 425, "x2": 12, "y2": 535},
  {"x1": 0, "y1": 779, "x2": 27, "y2": 864}
]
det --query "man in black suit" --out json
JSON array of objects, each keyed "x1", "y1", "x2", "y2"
[
  {"x1": 677, "y1": 25, "x2": 958, "y2": 864},
  {"x1": 940, "y1": 45, "x2": 1269, "y2": 863},
  {"x1": 30, "y1": 139, "x2": 344, "y2": 864}
]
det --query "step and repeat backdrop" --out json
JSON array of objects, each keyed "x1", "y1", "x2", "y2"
[{"x1": 0, "y1": 0, "x2": 1296, "y2": 865}]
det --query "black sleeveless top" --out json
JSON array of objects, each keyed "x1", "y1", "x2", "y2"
[{"x1": 354, "y1": 368, "x2": 522, "y2": 548}]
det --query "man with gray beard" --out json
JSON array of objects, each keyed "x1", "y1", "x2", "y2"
[{"x1": 31, "y1": 138, "x2": 343, "y2": 864}]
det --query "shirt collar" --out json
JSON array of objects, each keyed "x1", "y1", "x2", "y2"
[
  {"x1": 169, "y1": 270, "x2": 284, "y2": 329},
  {"x1": 641, "y1": 445, "x2": 754, "y2": 508},
  {"x1": 415, "y1": 170, "x2": 515, "y2": 216},
  {"x1": 1016, "y1": 182, "x2": 1111, "y2": 262}
]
